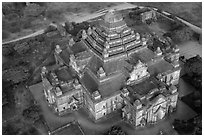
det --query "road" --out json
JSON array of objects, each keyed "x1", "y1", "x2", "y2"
[
  {"x1": 2, "y1": 29, "x2": 45, "y2": 45},
  {"x1": 176, "y1": 17, "x2": 202, "y2": 34}
]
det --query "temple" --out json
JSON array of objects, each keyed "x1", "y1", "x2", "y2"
[
  {"x1": 81, "y1": 9, "x2": 146, "y2": 62},
  {"x1": 41, "y1": 10, "x2": 181, "y2": 128}
]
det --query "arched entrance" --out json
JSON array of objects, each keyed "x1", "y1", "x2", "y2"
[{"x1": 140, "y1": 117, "x2": 146, "y2": 127}]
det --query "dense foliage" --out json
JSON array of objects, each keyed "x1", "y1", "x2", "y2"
[
  {"x1": 104, "y1": 126, "x2": 126, "y2": 135},
  {"x1": 184, "y1": 55, "x2": 202, "y2": 90},
  {"x1": 22, "y1": 105, "x2": 41, "y2": 122},
  {"x1": 2, "y1": 2, "x2": 46, "y2": 40}
]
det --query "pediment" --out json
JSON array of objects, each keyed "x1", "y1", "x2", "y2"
[
  {"x1": 134, "y1": 60, "x2": 146, "y2": 69},
  {"x1": 152, "y1": 94, "x2": 166, "y2": 106}
]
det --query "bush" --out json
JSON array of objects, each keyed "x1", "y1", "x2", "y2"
[
  {"x1": 2, "y1": 30, "x2": 10, "y2": 40},
  {"x1": 8, "y1": 21, "x2": 21, "y2": 33},
  {"x1": 14, "y1": 42, "x2": 30, "y2": 55},
  {"x1": 5, "y1": 13, "x2": 20, "y2": 22},
  {"x1": 22, "y1": 105, "x2": 41, "y2": 122},
  {"x1": 2, "y1": 124, "x2": 19, "y2": 135},
  {"x1": 165, "y1": 26, "x2": 194, "y2": 43},
  {"x1": 44, "y1": 25, "x2": 57, "y2": 34},
  {"x1": 2, "y1": 45, "x2": 15, "y2": 56},
  {"x1": 23, "y1": 3, "x2": 45, "y2": 17},
  {"x1": 3, "y1": 66, "x2": 30, "y2": 84},
  {"x1": 45, "y1": 9, "x2": 63, "y2": 21},
  {"x1": 3, "y1": 2, "x2": 26, "y2": 16},
  {"x1": 68, "y1": 21, "x2": 90, "y2": 36},
  {"x1": 20, "y1": 17, "x2": 33, "y2": 29},
  {"x1": 104, "y1": 126, "x2": 126, "y2": 135},
  {"x1": 64, "y1": 21, "x2": 74, "y2": 32},
  {"x1": 184, "y1": 55, "x2": 202, "y2": 90}
]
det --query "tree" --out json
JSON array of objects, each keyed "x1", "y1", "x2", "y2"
[
  {"x1": 57, "y1": 23, "x2": 67, "y2": 37},
  {"x1": 68, "y1": 21, "x2": 90, "y2": 36},
  {"x1": 184, "y1": 55, "x2": 202, "y2": 77},
  {"x1": 2, "y1": 2, "x2": 26, "y2": 16},
  {"x1": 23, "y1": 3, "x2": 45, "y2": 17},
  {"x1": 2, "y1": 45, "x2": 15, "y2": 56},
  {"x1": 184, "y1": 55, "x2": 202, "y2": 90},
  {"x1": 22, "y1": 105, "x2": 41, "y2": 122},
  {"x1": 44, "y1": 24, "x2": 57, "y2": 34},
  {"x1": 14, "y1": 42, "x2": 30, "y2": 55},
  {"x1": 3, "y1": 66, "x2": 30, "y2": 84},
  {"x1": 65, "y1": 21, "x2": 74, "y2": 32},
  {"x1": 104, "y1": 126, "x2": 126, "y2": 135},
  {"x1": 2, "y1": 124, "x2": 19, "y2": 135},
  {"x1": 169, "y1": 26, "x2": 194, "y2": 43}
]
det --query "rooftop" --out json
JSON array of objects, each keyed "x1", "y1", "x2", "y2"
[
  {"x1": 127, "y1": 77, "x2": 161, "y2": 104},
  {"x1": 148, "y1": 58, "x2": 174, "y2": 76},
  {"x1": 81, "y1": 70, "x2": 126, "y2": 99},
  {"x1": 86, "y1": 55, "x2": 131, "y2": 78},
  {"x1": 129, "y1": 77, "x2": 159, "y2": 96},
  {"x1": 86, "y1": 55, "x2": 103, "y2": 75},
  {"x1": 55, "y1": 67, "x2": 76, "y2": 82},
  {"x1": 70, "y1": 41, "x2": 87, "y2": 55},
  {"x1": 81, "y1": 71, "x2": 98, "y2": 95},
  {"x1": 103, "y1": 58, "x2": 130, "y2": 75},
  {"x1": 58, "y1": 47, "x2": 71, "y2": 65},
  {"x1": 98, "y1": 73, "x2": 126, "y2": 98},
  {"x1": 129, "y1": 47, "x2": 155, "y2": 65},
  {"x1": 75, "y1": 50, "x2": 92, "y2": 61},
  {"x1": 45, "y1": 66, "x2": 78, "y2": 95}
]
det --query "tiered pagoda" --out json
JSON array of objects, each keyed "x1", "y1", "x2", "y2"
[{"x1": 81, "y1": 9, "x2": 147, "y2": 63}]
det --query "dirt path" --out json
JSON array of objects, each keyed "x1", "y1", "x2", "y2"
[
  {"x1": 2, "y1": 30, "x2": 45, "y2": 45},
  {"x1": 176, "y1": 16, "x2": 202, "y2": 34}
]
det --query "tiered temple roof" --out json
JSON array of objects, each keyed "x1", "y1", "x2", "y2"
[{"x1": 82, "y1": 9, "x2": 147, "y2": 63}]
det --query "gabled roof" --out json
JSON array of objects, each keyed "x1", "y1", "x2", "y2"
[
  {"x1": 70, "y1": 41, "x2": 87, "y2": 54},
  {"x1": 148, "y1": 59, "x2": 174, "y2": 76},
  {"x1": 58, "y1": 47, "x2": 71, "y2": 65},
  {"x1": 86, "y1": 55, "x2": 103, "y2": 75}
]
